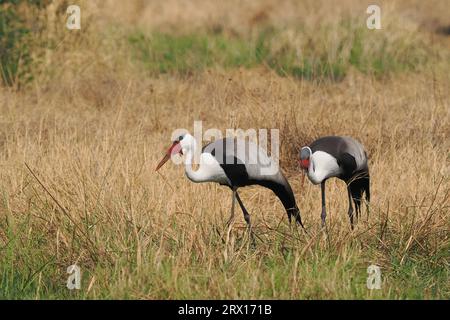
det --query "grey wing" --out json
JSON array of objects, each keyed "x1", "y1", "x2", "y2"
[
  {"x1": 310, "y1": 136, "x2": 368, "y2": 172},
  {"x1": 201, "y1": 138, "x2": 248, "y2": 186},
  {"x1": 340, "y1": 136, "x2": 368, "y2": 171},
  {"x1": 202, "y1": 137, "x2": 280, "y2": 180},
  {"x1": 234, "y1": 138, "x2": 280, "y2": 180}
]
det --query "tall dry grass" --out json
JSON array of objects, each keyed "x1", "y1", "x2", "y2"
[{"x1": 0, "y1": 0, "x2": 449, "y2": 299}]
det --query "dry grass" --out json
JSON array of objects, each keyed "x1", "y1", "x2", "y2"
[{"x1": 0, "y1": 0, "x2": 449, "y2": 299}]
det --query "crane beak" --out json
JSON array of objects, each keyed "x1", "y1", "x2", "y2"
[{"x1": 155, "y1": 141, "x2": 182, "y2": 171}]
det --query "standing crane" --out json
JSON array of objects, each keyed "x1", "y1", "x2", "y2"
[
  {"x1": 299, "y1": 136, "x2": 370, "y2": 229},
  {"x1": 156, "y1": 133, "x2": 305, "y2": 230}
]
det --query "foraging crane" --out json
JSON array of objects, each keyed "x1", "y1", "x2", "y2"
[
  {"x1": 299, "y1": 136, "x2": 370, "y2": 229},
  {"x1": 156, "y1": 133, "x2": 304, "y2": 230}
]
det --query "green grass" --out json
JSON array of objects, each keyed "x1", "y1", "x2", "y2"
[
  {"x1": 1, "y1": 207, "x2": 448, "y2": 299},
  {"x1": 0, "y1": 0, "x2": 48, "y2": 86},
  {"x1": 1, "y1": 248, "x2": 447, "y2": 299},
  {"x1": 0, "y1": 4, "x2": 31, "y2": 86},
  {"x1": 128, "y1": 32, "x2": 258, "y2": 75},
  {"x1": 0, "y1": 187, "x2": 448, "y2": 299},
  {"x1": 127, "y1": 24, "x2": 432, "y2": 80}
]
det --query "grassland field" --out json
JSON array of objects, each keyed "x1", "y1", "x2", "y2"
[{"x1": 0, "y1": 0, "x2": 449, "y2": 299}]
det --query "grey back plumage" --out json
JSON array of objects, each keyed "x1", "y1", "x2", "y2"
[
  {"x1": 202, "y1": 137, "x2": 301, "y2": 216},
  {"x1": 202, "y1": 137, "x2": 282, "y2": 182},
  {"x1": 310, "y1": 136, "x2": 368, "y2": 172}
]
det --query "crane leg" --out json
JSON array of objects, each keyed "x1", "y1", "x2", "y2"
[
  {"x1": 226, "y1": 189, "x2": 237, "y2": 227},
  {"x1": 365, "y1": 175, "x2": 370, "y2": 221},
  {"x1": 235, "y1": 192, "x2": 256, "y2": 245},
  {"x1": 235, "y1": 192, "x2": 251, "y2": 229},
  {"x1": 353, "y1": 197, "x2": 362, "y2": 220},
  {"x1": 321, "y1": 181, "x2": 327, "y2": 228},
  {"x1": 347, "y1": 186, "x2": 354, "y2": 230}
]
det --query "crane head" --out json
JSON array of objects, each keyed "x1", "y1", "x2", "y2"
[{"x1": 299, "y1": 146, "x2": 311, "y2": 170}]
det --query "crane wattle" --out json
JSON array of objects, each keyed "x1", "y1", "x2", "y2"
[{"x1": 300, "y1": 159, "x2": 310, "y2": 170}]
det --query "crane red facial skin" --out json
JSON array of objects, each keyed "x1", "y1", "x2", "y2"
[
  {"x1": 155, "y1": 141, "x2": 183, "y2": 171},
  {"x1": 299, "y1": 159, "x2": 310, "y2": 170}
]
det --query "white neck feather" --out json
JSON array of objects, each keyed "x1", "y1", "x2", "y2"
[{"x1": 184, "y1": 143, "x2": 204, "y2": 183}]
